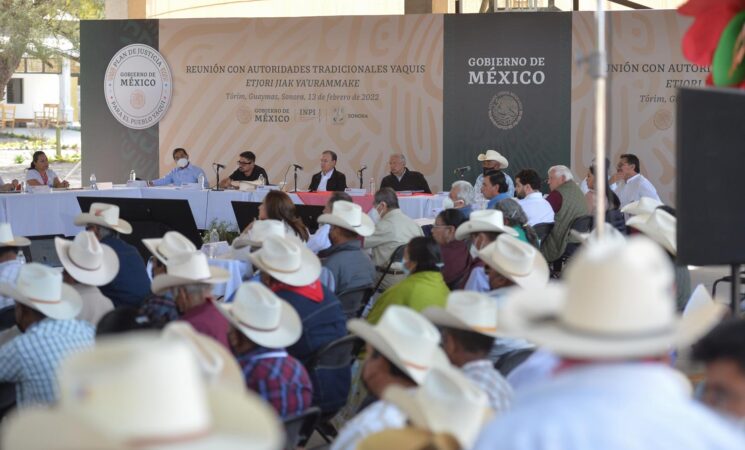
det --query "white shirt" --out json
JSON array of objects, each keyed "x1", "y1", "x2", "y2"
[
  {"x1": 318, "y1": 169, "x2": 335, "y2": 192},
  {"x1": 464, "y1": 266, "x2": 489, "y2": 293},
  {"x1": 506, "y1": 349, "x2": 560, "y2": 391},
  {"x1": 0, "y1": 260, "x2": 21, "y2": 310},
  {"x1": 613, "y1": 173, "x2": 660, "y2": 208},
  {"x1": 307, "y1": 224, "x2": 331, "y2": 254},
  {"x1": 331, "y1": 399, "x2": 407, "y2": 450},
  {"x1": 518, "y1": 192, "x2": 555, "y2": 226},
  {"x1": 26, "y1": 168, "x2": 59, "y2": 187},
  {"x1": 474, "y1": 363, "x2": 745, "y2": 450}
]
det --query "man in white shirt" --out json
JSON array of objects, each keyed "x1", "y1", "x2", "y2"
[
  {"x1": 611, "y1": 153, "x2": 660, "y2": 208},
  {"x1": 306, "y1": 192, "x2": 353, "y2": 254},
  {"x1": 514, "y1": 169, "x2": 554, "y2": 226}
]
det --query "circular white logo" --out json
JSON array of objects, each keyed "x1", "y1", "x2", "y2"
[{"x1": 104, "y1": 44, "x2": 172, "y2": 130}]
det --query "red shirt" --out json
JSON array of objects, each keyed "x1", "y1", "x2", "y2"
[{"x1": 181, "y1": 301, "x2": 230, "y2": 348}]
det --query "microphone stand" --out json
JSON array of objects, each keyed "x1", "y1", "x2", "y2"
[
  {"x1": 213, "y1": 165, "x2": 223, "y2": 191},
  {"x1": 358, "y1": 167, "x2": 366, "y2": 188},
  {"x1": 292, "y1": 165, "x2": 299, "y2": 193}
]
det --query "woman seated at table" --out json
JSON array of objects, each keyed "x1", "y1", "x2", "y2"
[
  {"x1": 365, "y1": 236, "x2": 449, "y2": 324},
  {"x1": 26, "y1": 151, "x2": 69, "y2": 188},
  {"x1": 431, "y1": 209, "x2": 471, "y2": 290},
  {"x1": 252, "y1": 190, "x2": 310, "y2": 242}
]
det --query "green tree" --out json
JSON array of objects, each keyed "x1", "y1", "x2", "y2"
[{"x1": 0, "y1": 0, "x2": 103, "y2": 99}]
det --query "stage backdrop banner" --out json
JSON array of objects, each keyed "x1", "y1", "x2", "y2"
[
  {"x1": 571, "y1": 10, "x2": 707, "y2": 205},
  {"x1": 442, "y1": 12, "x2": 573, "y2": 191}
]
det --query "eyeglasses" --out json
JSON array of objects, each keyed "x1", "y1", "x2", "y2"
[{"x1": 238, "y1": 161, "x2": 253, "y2": 165}]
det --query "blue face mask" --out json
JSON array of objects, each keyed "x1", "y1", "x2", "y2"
[{"x1": 401, "y1": 259, "x2": 411, "y2": 276}]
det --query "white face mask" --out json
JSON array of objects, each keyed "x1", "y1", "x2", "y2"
[
  {"x1": 368, "y1": 205, "x2": 381, "y2": 224},
  {"x1": 441, "y1": 197, "x2": 455, "y2": 209},
  {"x1": 469, "y1": 243, "x2": 480, "y2": 259},
  {"x1": 176, "y1": 158, "x2": 189, "y2": 168}
]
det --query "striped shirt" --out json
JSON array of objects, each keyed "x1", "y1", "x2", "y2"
[
  {"x1": 0, "y1": 260, "x2": 22, "y2": 310},
  {"x1": 462, "y1": 359, "x2": 513, "y2": 413},
  {"x1": 0, "y1": 319, "x2": 95, "y2": 406}
]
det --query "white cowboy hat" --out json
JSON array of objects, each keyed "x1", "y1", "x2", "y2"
[
  {"x1": 232, "y1": 220, "x2": 286, "y2": 250},
  {"x1": 347, "y1": 305, "x2": 451, "y2": 384},
  {"x1": 0, "y1": 223, "x2": 30, "y2": 247},
  {"x1": 215, "y1": 282, "x2": 302, "y2": 349},
  {"x1": 626, "y1": 209, "x2": 676, "y2": 255},
  {"x1": 1, "y1": 335, "x2": 282, "y2": 450},
  {"x1": 477, "y1": 149, "x2": 509, "y2": 168},
  {"x1": 0, "y1": 263, "x2": 82, "y2": 320},
  {"x1": 162, "y1": 322, "x2": 245, "y2": 391},
  {"x1": 248, "y1": 235, "x2": 321, "y2": 287},
  {"x1": 143, "y1": 231, "x2": 197, "y2": 265},
  {"x1": 499, "y1": 236, "x2": 725, "y2": 359},
  {"x1": 55, "y1": 232, "x2": 119, "y2": 287},
  {"x1": 478, "y1": 234, "x2": 549, "y2": 289},
  {"x1": 151, "y1": 251, "x2": 230, "y2": 294},
  {"x1": 383, "y1": 367, "x2": 491, "y2": 449},
  {"x1": 74, "y1": 203, "x2": 132, "y2": 235},
  {"x1": 570, "y1": 222, "x2": 626, "y2": 245},
  {"x1": 317, "y1": 201, "x2": 375, "y2": 237},
  {"x1": 423, "y1": 291, "x2": 501, "y2": 337},
  {"x1": 620, "y1": 196, "x2": 663, "y2": 218},
  {"x1": 454, "y1": 210, "x2": 518, "y2": 240}
]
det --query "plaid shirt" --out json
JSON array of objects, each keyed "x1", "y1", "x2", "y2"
[
  {"x1": 0, "y1": 260, "x2": 22, "y2": 310},
  {"x1": 236, "y1": 347, "x2": 313, "y2": 419},
  {"x1": 0, "y1": 319, "x2": 95, "y2": 407},
  {"x1": 139, "y1": 294, "x2": 180, "y2": 327},
  {"x1": 462, "y1": 359, "x2": 513, "y2": 413}
]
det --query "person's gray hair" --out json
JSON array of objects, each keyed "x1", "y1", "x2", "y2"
[
  {"x1": 451, "y1": 180, "x2": 475, "y2": 205},
  {"x1": 374, "y1": 187, "x2": 399, "y2": 209},
  {"x1": 392, "y1": 153, "x2": 406, "y2": 165},
  {"x1": 496, "y1": 198, "x2": 529, "y2": 227},
  {"x1": 548, "y1": 165, "x2": 574, "y2": 182}
]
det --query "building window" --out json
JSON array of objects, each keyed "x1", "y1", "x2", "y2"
[{"x1": 6, "y1": 79, "x2": 23, "y2": 104}]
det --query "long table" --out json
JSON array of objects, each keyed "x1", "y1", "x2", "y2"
[{"x1": 0, "y1": 187, "x2": 445, "y2": 237}]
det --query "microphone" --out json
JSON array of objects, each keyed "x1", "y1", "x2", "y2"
[
  {"x1": 292, "y1": 164, "x2": 303, "y2": 170},
  {"x1": 358, "y1": 165, "x2": 367, "y2": 173},
  {"x1": 453, "y1": 165, "x2": 471, "y2": 174},
  {"x1": 213, "y1": 162, "x2": 226, "y2": 169}
]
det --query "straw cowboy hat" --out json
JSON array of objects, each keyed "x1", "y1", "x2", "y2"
[
  {"x1": 500, "y1": 236, "x2": 725, "y2": 359},
  {"x1": 248, "y1": 235, "x2": 321, "y2": 287},
  {"x1": 477, "y1": 149, "x2": 509, "y2": 168},
  {"x1": 143, "y1": 231, "x2": 197, "y2": 265},
  {"x1": 317, "y1": 200, "x2": 375, "y2": 237},
  {"x1": 454, "y1": 210, "x2": 518, "y2": 240},
  {"x1": 0, "y1": 223, "x2": 30, "y2": 247},
  {"x1": 620, "y1": 196, "x2": 663, "y2": 218},
  {"x1": 626, "y1": 209, "x2": 676, "y2": 255},
  {"x1": 382, "y1": 367, "x2": 491, "y2": 449},
  {"x1": 232, "y1": 220, "x2": 287, "y2": 250},
  {"x1": 0, "y1": 263, "x2": 82, "y2": 320},
  {"x1": 423, "y1": 291, "x2": 501, "y2": 337},
  {"x1": 151, "y1": 251, "x2": 230, "y2": 295},
  {"x1": 215, "y1": 281, "x2": 302, "y2": 349},
  {"x1": 162, "y1": 322, "x2": 245, "y2": 391},
  {"x1": 1, "y1": 335, "x2": 282, "y2": 450},
  {"x1": 74, "y1": 203, "x2": 132, "y2": 235},
  {"x1": 358, "y1": 429, "x2": 461, "y2": 450},
  {"x1": 347, "y1": 305, "x2": 451, "y2": 384},
  {"x1": 55, "y1": 232, "x2": 120, "y2": 286},
  {"x1": 477, "y1": 234, "x2": 549, "y2": 289}
]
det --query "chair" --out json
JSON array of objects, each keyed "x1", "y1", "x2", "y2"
[
  {"x1": 337, "y1": 286, "x2": 374, "y2": 320},
  {"x1": 533, "y1": 222, "x2": 554, "y2": 245},
  {"x1": 33, "y1": 104, "x2": 61, "y2": 128},
  {"x1": 372, "y1": 243, "x2": 407, "y2": 292},
  {"x1": 550, "y1": 215, "x2": 594, "y2": 278},
  {"x1": 282, "y1": 406, "x2": 321, "y2": 450},
  {"x1": 0, "y1": 105, "x2": 16, "y2": 130}
]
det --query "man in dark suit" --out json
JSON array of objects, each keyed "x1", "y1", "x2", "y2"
[
  {"x1": 380, "y1": 153, "x2": 431, "y2": 193},
  {"x1": 308, "y1": 150, "x2": 347, "y2": 192}
]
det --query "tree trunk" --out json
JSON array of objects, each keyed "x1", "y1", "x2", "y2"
[{"x1": 0, "y1": 51, "x2": 23, "y2": 103}]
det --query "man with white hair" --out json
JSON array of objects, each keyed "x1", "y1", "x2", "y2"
[
  {"x1": 448, "y1": 180, "x2": 475, "y2": 218},
  {"x1": 380, "y1": 154, "x2": 431, "y2": 193},
  {"x1": 541, "y1": 165, "x2": 588, "y2": 263}
]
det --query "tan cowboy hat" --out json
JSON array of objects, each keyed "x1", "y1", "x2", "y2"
[
  {"x1": 151, "y1": 251, "x2": 230, "y2": 294},
  {"x1": 55, "y1": 232, "x2": 119, "y2": 286},
  {"x1": 215, "y1": 282, "x2": 302, "y2": 349},
  {"x1": 454, "y1": 210, "x2": 518, "y2": 240},
  {"x1": 499, "y1": 236, "x2": 725, "y2": 359},
  {"x1": 477, "y1": 234, "x2": 549, "y2": 289},
  {"x1": 143, "y1": 231, "x2": 197, "y2": 265},
  {"x1": 477, "y1": 149, "x2": 509, "y2": 168},
  {"x1": 0, "y1": 263, "x2": 82, "y2": 320},
  {"x1": 248, "y1": 235, "x2": 321, "y2": 287},
  {"x1": 162, "y1": 322, "x2": 245, "y2": 391},
  {"x1": 232, "y1": 219, "x2": 287, "y2": 250},
  {"x1": 347, "y1": 305, "x2": 451, "y2": 384},
  {"x1": 626, "y1": 209, "x2": 676, "y2": 255},
  {"x1": 74, "y1": 203, "x2": 132, "y2": 235},
  {"x1": 0, "y1": 223, "x2": 30, "y2": 247},
  {"x1": 620, "y1": 196, "x2": 663, "y2": 218},
  {"x1": 317, "y1": 200, "x2": 375, "y2": 237},
  {"x1": 1, "y1": 335, "x2": 282, "y2": 450},
  {"x1": 358, "y1": 429, "x2": 461, "y2": 450},
  {"x1": 423, "y1": 291, "x2": 501, "y2": 338},
  {"x1": 383, "y1": 367, "x2": 491, "y2": 449}
]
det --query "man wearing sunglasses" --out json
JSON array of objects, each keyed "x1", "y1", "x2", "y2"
[{"x1": 220, "y1": 151, "x2": 270, "y2": 189}]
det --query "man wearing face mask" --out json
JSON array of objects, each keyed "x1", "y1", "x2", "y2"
[
  {"x1": 364, "y1": 188, "x2": 423, "y2": 292},
  {"x1": 149, "y1": 148, "x2": 208, "y2": 188},
  {"x1": 474, "y1": 150, "x2": 514, "y2": 199},
  {"x1": 445, "y1": 181, "x2": 476, "y2": 219}
]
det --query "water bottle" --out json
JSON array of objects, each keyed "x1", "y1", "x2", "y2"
[
  {"x1": 198, "y1": 173, "x2": 205, "y2": 190},
  {"x1": 129, "y1": 170, "x2": 136, "y2": 182},
  {"x1": 369, "y1": 178, "x2": 376, "y2": 195},
  {"x1": 208, "y1": 227, "x2": 219, "y2": 258},
  {"x1": 89, "y1": 173, "x2": 97, "y2": 190},
  {"x1": 258, "y1": 174, "x2": 265, "y2": 186},
  {"x1": 16, "y1": 250, "x2": 25, "y2": 265},
  {"x1": 19, "y1": 180, "x2": 26, "y2": 193}
]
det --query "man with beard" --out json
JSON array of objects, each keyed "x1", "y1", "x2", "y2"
[{"x1": 514, "y1": 168, "x2": 554, "y2": 226}]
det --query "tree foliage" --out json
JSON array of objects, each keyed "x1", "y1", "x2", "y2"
[{"x1": 0, "y1": 0, "x2": 104, "y2": 98}]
